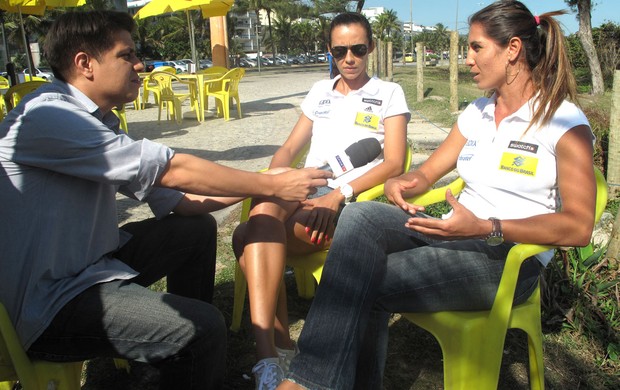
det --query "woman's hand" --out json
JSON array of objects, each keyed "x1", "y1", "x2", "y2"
[
  {"x1": 300, "y1": 191, "x2": 342, "y2": 245},
  {"x1": 385, "y1": 175, "x2": 427, "y2": 214},
  {"x1": 405, "y1": 189, "x2": 488, "y2": 240}
]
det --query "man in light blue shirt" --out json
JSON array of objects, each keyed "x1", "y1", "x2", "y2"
[{"x1": 0, "y1": 10, "x2": 330, "y2": 389}]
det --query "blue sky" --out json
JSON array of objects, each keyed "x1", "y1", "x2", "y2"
[{"x1": 362, "y1": 0, "x2": 620, "y2": 35}]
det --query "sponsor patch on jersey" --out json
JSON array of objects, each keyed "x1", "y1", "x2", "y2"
[
  {"x1": 364, "y1": 106, "x2": 374, "y2": 112},
  {"x1": 318, "y1": 99, "x2": 331, "y2": 106},
  {"x1": 362, "y1": 98, "x2": 382, "y2": 106},
  {"x1": 354, "y1": 112, "x2": 380, "y2": 130},
  {"x1": 499, "y1": 152, "x2": 538, "y2": 176},
  {"x1": 508, "y1": 140, "x2": 538, "y2": 153},
  {"x1": 458, "y1": 154, "x2": 473, "y2": 161}
]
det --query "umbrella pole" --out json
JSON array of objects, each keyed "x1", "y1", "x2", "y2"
[
  {"x1": 18, "y1": 8, "x2": 36, "y2": 82},
  {"x1": 187, "y1": 11, "x2": 198, "y2": 68}
]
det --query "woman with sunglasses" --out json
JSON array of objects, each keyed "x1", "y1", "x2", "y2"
[
  {"x1": 279, "y1": 1, "x2": 596, "y2": 389},
  {"x1": 233, "y1": 12, "x2": 410, "y2": 390}
]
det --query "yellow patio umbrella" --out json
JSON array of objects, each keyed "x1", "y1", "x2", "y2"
[
  {"x1": 134, "y1": 0, "x2": 234, "y2": 66},
  {"x1": 0, "y1": 0, "x2": 87, "y2": 81}
]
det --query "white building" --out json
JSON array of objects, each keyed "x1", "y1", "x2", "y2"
[{"x1": 361, "y1": 7, "x2": 385, "y2": 23}]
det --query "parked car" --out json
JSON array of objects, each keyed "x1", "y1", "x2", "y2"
[
  {"x1": 316, "y1": 53, "x2": 327, "y2": 62},
  {"x1": 20, "y1": 67, "x2": 54, "y2": 81},
  {"x1": 289, "y1": 56, "x2": 307, "y2": 65},
  {"x1": 169, "y1": 60, "x2": 188, "y2": 73},
  {"x1": 199, "y1": 59, "x2": 213, "y2": 69},
  {"x1": 275, "y1": 55, "x2": 288, "y2": 65},
  {"x1": 239, "y1": 58, "x2": 256, "y2": 67},
  {"x1": 147, "y1": 60, "x2": 181, "y2": 73}
]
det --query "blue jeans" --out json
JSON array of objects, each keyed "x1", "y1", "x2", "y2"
[
  {"x1": 27, "y1": 214, "x2": 226, "y2": 389},
  {"x1": 287, "y1": 202, "x2": 542, "y2": 390}
]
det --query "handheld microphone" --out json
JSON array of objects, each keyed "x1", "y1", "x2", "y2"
[{"x1": 320, "y1": 138, "x2": 382, "y2": 177}]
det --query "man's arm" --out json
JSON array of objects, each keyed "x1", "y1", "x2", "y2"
[{"x1": 156, "y1": 153, "x2": 331, "y2": 202}]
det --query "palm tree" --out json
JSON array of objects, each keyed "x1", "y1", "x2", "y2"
[{"x1": 373, "y1": 9, "x2": 399, "y2": 41}]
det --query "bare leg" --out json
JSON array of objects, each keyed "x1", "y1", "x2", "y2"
[{"x1": 232, "y1": 198, "x2": 332, "y2": 360}]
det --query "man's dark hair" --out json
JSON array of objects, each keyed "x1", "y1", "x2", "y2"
[{"x1": 44, "y1": 10, "x2": 136, "y2": 81}]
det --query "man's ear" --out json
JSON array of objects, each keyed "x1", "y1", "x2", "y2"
[
  {"x1": 74, "y1": 52, "x2": 94, "y2": 78},
  {"x1": 368, "y1": 40, "x2": 375, "y2": 54}
]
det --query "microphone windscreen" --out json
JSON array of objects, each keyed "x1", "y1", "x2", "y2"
[{"x1": 345, "y1": 138, "x2": 382, "y2": 167}]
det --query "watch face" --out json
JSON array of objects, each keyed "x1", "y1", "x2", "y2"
[{"x1": 486, "y1": 235, "x2": 504, "y2": 246}]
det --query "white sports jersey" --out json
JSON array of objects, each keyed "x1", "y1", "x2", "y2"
[
  {"x1": 301, "y1": 75, "x2": 410, "y2": 188},
  {"x1": 456, "y1": 94, "x2": 592, "y2": 265}
]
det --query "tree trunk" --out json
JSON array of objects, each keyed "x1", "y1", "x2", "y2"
[
  {"x1": 609, "y1": 70, "x2": 620, "y2": 199},
  {"x1": 577, "y1": 0, "x2": 605, "y2": 94},
  {"x1": 607, "y1": 210, "x2": 620, "y2": 266}
]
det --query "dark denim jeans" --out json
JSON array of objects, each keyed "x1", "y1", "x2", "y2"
[
  {"x1": 287, "y1": 202, "x2": 541, "y2": 390},
  {"x1": 27, "y1": 214, "x2": 227, "y2": 389}
]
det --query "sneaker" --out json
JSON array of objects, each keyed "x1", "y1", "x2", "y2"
[
  {"x1": 252, "y1": 357, "x2": 284, "y2": 390},
  {"x1": 276, "y1": 343, "x2": 299, "y2": 374}
]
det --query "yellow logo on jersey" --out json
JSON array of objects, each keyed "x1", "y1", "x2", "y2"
[
  {"x1": 499, "y1": 152, "x2": 538, "y2": 176},
  {"x1": 354, "y1": 112, "x2": 379, "y2": 131}
]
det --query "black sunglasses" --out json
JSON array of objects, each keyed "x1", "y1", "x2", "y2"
[{"x1": 330, "y1": 44, "x2": 368, "y2": 60}]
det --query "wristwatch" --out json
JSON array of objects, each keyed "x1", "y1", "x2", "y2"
[
  {"x1": 339, "y1": 184, "x2": 354, "y2": 204},
  {"x1": 486, "y1": 217, "x2": 504, "y2": 246}
]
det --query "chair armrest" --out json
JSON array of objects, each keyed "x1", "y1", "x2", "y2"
[
  {"x1": 356, "y1": 184, "x2": 385, "y2": 202},
  {"x1": 406, "y1": 177, "x2": 466, "y2": 207}
]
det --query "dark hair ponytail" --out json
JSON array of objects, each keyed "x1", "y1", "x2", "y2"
[{"x1": 469, "y1": 0, "x2": 577, "y2": 129}]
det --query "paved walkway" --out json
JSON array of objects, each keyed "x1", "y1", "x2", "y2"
[{"x1": 118, "y1": 67, "x2": 450, "y2": 227}]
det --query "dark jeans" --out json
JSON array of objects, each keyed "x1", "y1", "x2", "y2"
[
  {"x1": 287, "y1": 202, "x2": 542, "y2": 390},
  {"x1": 27, "y1": 214, "x2": 226, "y2": 389}
]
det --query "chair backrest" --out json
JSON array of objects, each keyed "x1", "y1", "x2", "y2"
[
  {"x1": 5, "y1": 80, "x2": 49, "y2": 111},
  {"x1": 151, "y1": 65, "x2": 175, "y2": 74},
  {"x1": 225, "y1": 67, "x2": 245, "y2": 94},
  {"x1": 198, "y1": 66, "x2": 228, "y2": 76},
  {"x1": 22, "y1": 76, "x2": 47, "y2": 82},
  {"x1": 0, "y1": 76, "x2": 10, "y2": 90},
  {"x1": 148, "y1": 71, "x2": 176, "y2": 97}
]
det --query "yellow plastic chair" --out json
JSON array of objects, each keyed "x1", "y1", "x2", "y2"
[
  {"x1": 203, "y1": 67, "x2": 245, "y2": 121},
  {"x1": 149, "y1": 71, "x2": 200, "y2": 124},
  {"x1": 0, "y1": 96, "x2": 7, "y2": 122},
  {"x1": 0, "y1": 76, "x2": 9, "y2": 91},
  {"x1": 142, "y1": 65, "x2": 175, "y2": 108},
  {"x1": 22, "y1": 76, "x2": 47, "y2": 82},
  {"x1": 198, "y1": 66, "x2": 228, "y2": 76},
  {"x1": 4, "y1": 81, "x2": 49, "y2": 111},
  {"x1": 401, "y1": 167, "x2": 608, "y2": 390},
  {"x1": 0, "y1": 302, "x2": 83, "y2": 390},
  {"x1": 230, "y1": 144, "x2": 413, "y2": 331},
  {"x1": 197, "y1": 66, "x2": 227, "y2": 111},
  {"x1": 112, "y1": 105, "x2": 128, "y2": 133}
]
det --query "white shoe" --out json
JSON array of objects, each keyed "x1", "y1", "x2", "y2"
[
  {"x1": 252, "y1": 357, "x2": 284, "y2": 390},
  {"x1": 276, "y1": 342, "x2": 299, "y2": 374}
]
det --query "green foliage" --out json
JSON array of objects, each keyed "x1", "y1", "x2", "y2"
[
  {"x1": 543, "y1": 244, "x2": 620, "y2": 374},
  {"x1": 566, "y1": 22, "x2": 620, "y2": 91}
]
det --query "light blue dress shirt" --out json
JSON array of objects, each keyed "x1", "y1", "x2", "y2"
[{"x1": 0, "y1": 80, "x2": 184, "y2": 348}]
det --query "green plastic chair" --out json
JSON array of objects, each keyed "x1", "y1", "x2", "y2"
[
  {"x1": 401, "y1": 167, "x2": 608, "y2": 390},
  {"x1": 230, "y1": 143, "x2": 414, "y2": 331}
]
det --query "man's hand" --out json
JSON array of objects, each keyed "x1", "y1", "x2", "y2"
[{"x1": 271, "y1": 168, "x2": 332, "y2": 202}]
